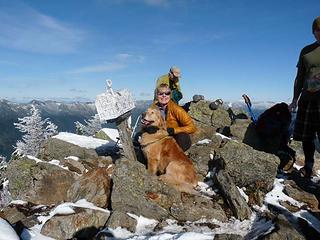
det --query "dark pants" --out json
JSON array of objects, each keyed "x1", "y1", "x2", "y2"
[
  {"x1": 173, "y1": 132, "x2": 192, "y2": 151},
  {"x1": 302, "y1": 135, "x2": 320, "y2": 175}
]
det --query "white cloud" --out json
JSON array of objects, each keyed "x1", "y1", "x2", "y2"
[
  {"x1": 0, "y1": 1, "x2": 85, "y2": 54},
  {"x1": 69, "y1": 53, "x2": 145, "y2": 74},
  {"x1": 116, "y1": 53, "x2": 132, "y2": 61},
  {"x1": 68, "y1": 62, "x2": 125, "y2": 74},
  {"x1": 116, "y1": 53, "x2": 145, "y2": 62}
]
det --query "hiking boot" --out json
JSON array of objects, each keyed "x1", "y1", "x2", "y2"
[
  {"x1": 298, "y1": 167, "x2": 312, "y2": 178},
  {"x1": 276, "y1": 150, "x2": 294, "y2": 173}
]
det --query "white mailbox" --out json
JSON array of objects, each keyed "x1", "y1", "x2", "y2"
[{"x1": 95, "y1": 79, "x2": 135, "y2": 121}]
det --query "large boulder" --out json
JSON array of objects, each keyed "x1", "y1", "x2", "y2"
[
  {"x1": 41, "y1": 207, "x2": 110, "y2": 240},
  {"x1": 188, "y1": 135, "x2": 223, "y2": 179},
  {"x1": 67, "y1": 167, "x2": 113, "y2": 208},
  {"x1": 188, "y1": 101, "x2": 232, "y2": 130},
  {"x1": 6, "y1": 156, "x2": 77, "y2": 205},
  {"x1": 188, "y1": 100, "x2": 213, "y2": 125},
  {"x1": 111, "y1": 158, "x2": 227, "y2": 222},
  {"x1": 105, "y1": 211, "x2": 137, "y2": 233},
  {"x1": 215, "y1": 140, "x2": 279, "y2": 204},
  {"x1": 264, "y1": 214, "x2": 305, "y2": 240},
  {"x1": 39, "y1": 137, "x2": 99, "y2": 161}
]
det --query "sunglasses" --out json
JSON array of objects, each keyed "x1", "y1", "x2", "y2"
[{"x1": 157, "y1": 91, "x2": 171, "y2": 96}]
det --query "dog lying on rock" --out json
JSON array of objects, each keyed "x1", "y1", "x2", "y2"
[{"x1": 139, "y1": 107, "x2": 198, "y2": 194}]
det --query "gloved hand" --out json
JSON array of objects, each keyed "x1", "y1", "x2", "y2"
[{"x1": 167, "y1": 128, "x2": 175, "y2": 136}]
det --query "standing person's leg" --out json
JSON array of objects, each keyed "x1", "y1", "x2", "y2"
[
  {"x1": 302, "y1": 138, "x2": 315, "y2": 177},
  {"x1": 302, "y1": 100, "x2": 320, "y2": 177},
  {"x1": 174, "y1": 132, "x2": 192, "y2": 151}
]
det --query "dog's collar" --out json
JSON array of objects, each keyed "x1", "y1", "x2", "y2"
[{"x1": 140, "y1": 136, "x2": 171, "y2": 148}]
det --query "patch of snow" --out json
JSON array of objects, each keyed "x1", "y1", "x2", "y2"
[
  {"x1": 264, "y1": 178, "x2": 304, "y2": 209},
  {"x1": 197, "y1": 181, "x2": 217, "y2": 197},
  {"x1": 101, "y1": 128, "x2": 120, "y2": 142},
  {"x1": 10, "y1": 200, "x2": 28, "y2": 205},
  {"x1": 26, "y1": 155, "x2": 42, "y2": 163},
  {"x1": 0, "y1": 217, "x2": 20, "y2": 240},
  {"x1": 196, "y1": 139, "x2": 212, "y2": 145},
  {"x1": 21, "y1": 225, "x2": 55, "y2": 240},
  {"x1": 64, "y1": 156, "x2": 79, "y2": 161},
  {"x1": 237, "y1": 186, "x2": 249, "y2": 203},
  {"x1": 211, "y1": 216, "x2": 253, "y2": 236},
  {"x1": 127, "y1": 213, "x2": 159, "y2": 234},
  {"x1": 26, "y1": 199, "x2": 110, "y2": 240},
  {"x1": 108, "y1": 227, "x2": 132, "y2": 239},
  {"x1": 215, "y1": 133, "x2": 231, "y2": 140},
  {"x1": 53, "y1": 132, "x2": 113, "y2": 149},
  {"x1": 47, "y1": 160, "x2": 68, "y2": 170}
]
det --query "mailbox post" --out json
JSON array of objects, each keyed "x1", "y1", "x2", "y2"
[{"x1": 95, "y1": 80, "x2": 137, "y2": 161}]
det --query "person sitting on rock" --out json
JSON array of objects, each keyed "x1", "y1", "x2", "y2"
[{"x1": 152, "y1": 83, "x2": 196, "y2": 151}]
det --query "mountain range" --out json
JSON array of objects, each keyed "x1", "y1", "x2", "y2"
[{"x1": 0, "y1": 98, "x2": 274, "y2": 159}]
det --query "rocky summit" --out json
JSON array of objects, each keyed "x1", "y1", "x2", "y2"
[{"x1": 0, "y1": 99, "x2": 320, "y2": 239}]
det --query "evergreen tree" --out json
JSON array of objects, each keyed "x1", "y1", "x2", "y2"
[
  {"x1": 75, "y1": 114, "x2": 101, "y2": 136},
  {"x1": 13, "y1": 105, "x2": 58, "y2": 156},
  {"x1": 0, "y1": 155, "x2": 6, "y2": 171}
]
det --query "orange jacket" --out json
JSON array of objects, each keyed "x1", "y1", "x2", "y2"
[{"x1": 153, "y1": 100, "x2": 196, "y2": 134}]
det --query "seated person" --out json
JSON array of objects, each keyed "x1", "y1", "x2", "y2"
[
  {"x1": 155, "y1": 66, "x2": 183, "y2": 104},
  {"x1": 152, "y1": 83, "x2": 196, "y2": 151}
]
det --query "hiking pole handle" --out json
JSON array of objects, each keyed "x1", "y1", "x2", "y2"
[
  {"x1": 242, "y1": 94, "x2": 257, "y2": 123},
  {"x1": 242, "y1": 94, "x2": 251, "y2": 107}
]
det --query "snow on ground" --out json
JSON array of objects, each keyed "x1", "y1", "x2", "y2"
[
  {"x1": 237, "y1": 186, "x2": 249, "y2": 203},
  {"x1": 10, "y1": 200, "x2": 28, "y2": 205},
  {"x1": 263, "y1": 177, "x2": 320, "y2": 234},
  {"x1": 26, "y1": 156, "x2": 71, "y2": 171},
  {"x1": 264, "y1": 178, "x2": 304, "y2": 209},
  {"x1": 20, "y1": 199, "x2": 109, "y2": 240},
  {"x1": 196, "y1": 139, "x2": 212, "y2": 145},
  {"x1": 101, "y1": 128, "x2": 120, "y2": 142},
  {"x1": 47, "y1": 159, "x2": 69, "y2": 170},
  {"x1": 53, "y1": 132, "x2": 114, "y2": 149},
  {"x1": 8, "y1": 175, "x2": 320, "y2": 239},
  {"x1": 64, "y1": 156, "x2": 79, "y2": 161},
  {"x1": 108, "y1": 215, "x2": 253, "y2": 240},
  {"x1": 215, "y1": 132, "x2": 231, "y2": 140},
  {"x1": 0, "y1": 217, "x2": 20, "y2": 240}
]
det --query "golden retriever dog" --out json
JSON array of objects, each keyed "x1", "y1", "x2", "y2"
[{"x1": 139, "y1": 107, "x2": 198, "y2": 194}]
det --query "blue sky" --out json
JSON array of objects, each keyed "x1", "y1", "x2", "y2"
[{"x1": 0, "y1": 0, "x2": 319, "y2": 103}]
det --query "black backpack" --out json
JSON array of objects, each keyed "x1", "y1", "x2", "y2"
[{"x1": 255, "y1": 102, "x2": 291, "y2": 138}]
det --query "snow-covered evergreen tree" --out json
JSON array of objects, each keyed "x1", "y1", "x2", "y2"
[
  {"x1": 75, "y1": 113, "x2": 101, "y2": 136},
  {"x1": 13, "y1": 105, "x2": 58, "y2": 156},
  {"x1": 0, "y1": 155, "x2": 7, "y2": 179},
  {"x1": 0, "y1": 155, "x2": 6, "y2": 172}
]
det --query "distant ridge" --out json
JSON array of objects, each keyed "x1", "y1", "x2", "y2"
[
  {"x1": 0, "y1": 99, "x2": 152, "y2": 159},
  {"x1": 0, "y1": 98, "x2": 275, "y2": 159}
]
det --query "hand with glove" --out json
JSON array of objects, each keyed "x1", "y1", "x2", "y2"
[{"x1": 167, "y1": 127, "x2": 175, "y2": 136}]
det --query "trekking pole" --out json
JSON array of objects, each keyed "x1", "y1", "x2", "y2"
[
  {"x1": 242, "y1": 94, "x2": 257, "y2": 123},
  {"x1": 131, "y1": 115, "x2": 141, "y2": 138}
]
